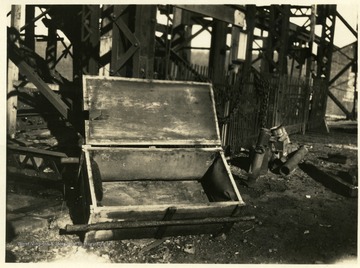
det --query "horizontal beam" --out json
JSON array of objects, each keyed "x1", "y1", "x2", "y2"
[
  {"x1": 7, "y1": 144, "x2": 69, "y2": 158},
  {"x1": 64, "y1": 215, "x2": 256, "y2": 233},
  {"x1": 175, "y1": 5, "x2": 245, "y2": 27}
]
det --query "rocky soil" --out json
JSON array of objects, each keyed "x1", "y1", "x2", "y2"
[{"x1": 5, "y1": 119, "x2": 358, "y2": 264}]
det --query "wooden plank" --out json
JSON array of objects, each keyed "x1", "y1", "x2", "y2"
[
  {"x1": 87, "y1": 147, "x2": 219, "y2": 181},
  {"x1": 7, "y1": 144, "x2": 68, "y2": 158},
  {"x1": 9, "y1": 53, "x2": 70, "y2": 119},
  {"x1": 302, "y1": 161, "x2": 358, "y2": 197},
  {"x1": 84, "y1": 150, "x2": 98, "y2": 209},
  {"x1": 7, "y1": 5, "x2": 21, "y2": 138},
  {"x1": 94, "y1": 201, "x2": 242, "y2": 221},
  {"x1": 67, "y1": 215, "x2": 254, "y2": 232},
  {"x1": 83, "y1": 76, "x2": 221, "y2": 145}
]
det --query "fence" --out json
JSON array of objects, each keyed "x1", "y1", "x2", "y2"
[{"x1": 155, "y1": 58, "x2": 326, "y2": 154}]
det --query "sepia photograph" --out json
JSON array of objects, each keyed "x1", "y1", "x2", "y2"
[{"x1": 3, "y1": 1, "x2": 358, "y2": 265}]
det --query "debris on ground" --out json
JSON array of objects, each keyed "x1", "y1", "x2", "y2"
[{"x1": 5, "y1": 119, "x2": 358, "y2": 264}]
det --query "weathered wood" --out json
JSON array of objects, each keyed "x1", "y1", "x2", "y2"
[
  {"x1": 87, "y1": 147, "x2": 219, "y2": 181},
  {"x1": 94, "y1": 201, "x2": 241, "y2": 221},
  {"x1": 83, "y1": 76, "x2": 221, "y2": 145},
  {"x1": 84, "y1": 150, "x2": 99, "y2": 209},
  {"x1": 7, "y1": 5, "x2": 21, "y2": 138},
  {"x1": 79, "y1": 75, "x2": 245, "y2": 241},
  {"x1": 66, "y1": 215, "x2": 255, "y2": 233},
  {"x1": 101, "y1": 181, "x2": 207, "y2": 206},
  {"x1": 7, "y1": 144, "x2": 68, "y2": 158},
  {"x1": 133, "y1": 5, "x2": 157, "y2": 78},
  {"x1": 301, "y1": 161, "x2": 358, "y2": 197},
  {"x1": 209, "y1": 21, "x2": 228, "y2": 85},
  {"x1": 9, "y1": 50, "x2": 70, "y2": 120}
]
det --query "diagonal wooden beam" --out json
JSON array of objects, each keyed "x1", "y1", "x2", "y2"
[
  {"x1": 8, "y1": 44, "x2": 70, "y2": 120},
  {"x1": 327, "y1": 89, "x2": 353, "y2": 119}
]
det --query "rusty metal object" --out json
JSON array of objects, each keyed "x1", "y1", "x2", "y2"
[
  {"x1": 249, "y1": 128, "x2": 272, "y2": 179},
  {"x1": 280, "y1": 145, "x2": 308, "y2": 176},
  {"x1": 257, "y1": 128, "x2": 271, "y2": 147}
]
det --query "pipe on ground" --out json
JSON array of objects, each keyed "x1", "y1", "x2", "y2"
[{"x1": 280, "y1": 145, "x2": 308, "y2": 176}]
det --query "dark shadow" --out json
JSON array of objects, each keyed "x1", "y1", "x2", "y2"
[
  {"x1": 6, "y1": 221, "x2": 16, "y2": 243},
  {"x1": 5, "y1": 250, "x2": 17, "y2": 263},
  {"x1": 329, "y1": 126, "x2": 358, "y2": 134},
  {"x1": 337, "y1": 170, "x2": 358, "y2": 185},
  {"x1": 62, "y1": 164, "x2": 90, "y2": 243},
  {"x1": 229, "y1": 156, "x2": 251, "y2": 172},
  {"x1": 318, "y1": 153, "x2": 348, "y2": 164},
  {"x1": 201, "y1": 155, "x2": 238, "y2": 202}
]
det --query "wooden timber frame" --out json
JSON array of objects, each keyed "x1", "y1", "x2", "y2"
[
  {"x1": 66, "y1": 76, "x2": 246, "y2": 242},
  {"x1": 7, "y1": 4, "x2": 356, "y2": 158}
]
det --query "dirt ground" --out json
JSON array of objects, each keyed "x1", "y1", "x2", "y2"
[{"x1": 5, "y1": 119, "x2": 358, "y2": 264}]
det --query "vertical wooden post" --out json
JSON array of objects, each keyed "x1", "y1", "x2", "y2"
[
  {"x1": 133, "y1": 5, "x2": 157, "y2": 79},
  {"x1": 24, "y1": 5, "x2": 35, "y2": 51},
  {"x1": 243, "y1": 5, "x2": 256, "y2": 77},
  {"x1": 46, "y1": 25, "x2": 57, "y2": 70},
  {"x1": 209, "y1": 20, "x2": 228, "y2": 85},
  {"x1": 7, "y1": 5, "x2": 21, "y2": 138}
]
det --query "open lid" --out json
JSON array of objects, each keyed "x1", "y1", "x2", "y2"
[{"x1": 83, "y1": 76, "x2": 221, "y2": 146}]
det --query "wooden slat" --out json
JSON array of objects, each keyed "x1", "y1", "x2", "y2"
[
  {"x1": 7, "y1": 144, "x2": 68, "y2": 158},
  {"x1": 93, "y1": 201, "x2": 242, "y2": 219}
]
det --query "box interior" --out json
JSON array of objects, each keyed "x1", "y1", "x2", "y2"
[{"x1": 87, "y1": 148, "x2": 239, "y2": 207}]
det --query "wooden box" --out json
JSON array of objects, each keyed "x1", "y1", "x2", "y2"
[{"x1": 76, "y1": 76, "x2": 245, "y2": 242}]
